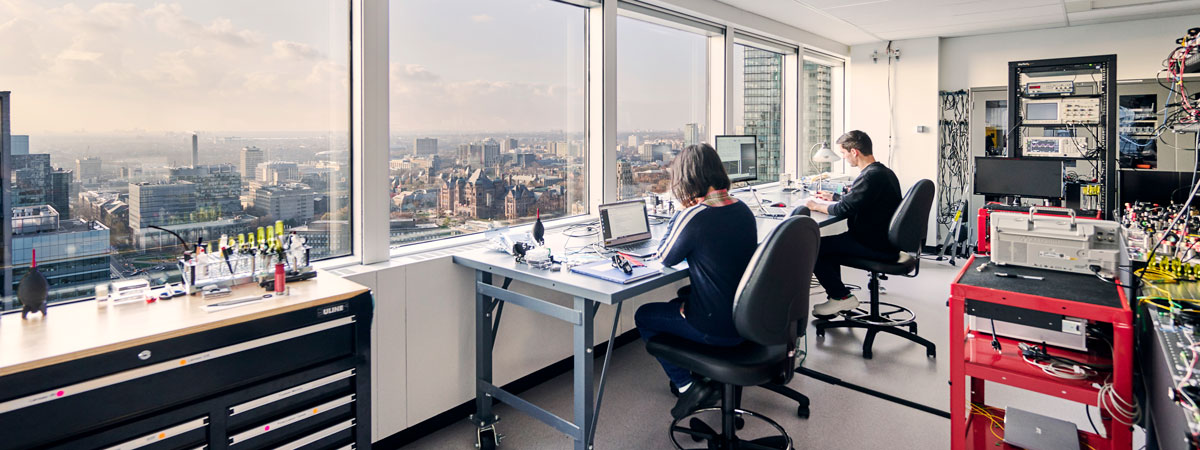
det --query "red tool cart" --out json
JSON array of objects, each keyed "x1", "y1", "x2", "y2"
[{"x1": 950, "y1": 255, "x2": 1134, "y2": 450}]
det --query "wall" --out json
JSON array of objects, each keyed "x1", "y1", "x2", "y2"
[
  {"x1": 939, "y1": 14, "x2": 1200, "y2": 90},
  {"x1": 848, "y1": 37, "x2": 941, "y2": 241}
]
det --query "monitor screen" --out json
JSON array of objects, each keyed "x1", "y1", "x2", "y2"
[
  {"x1": 974, "y1": 157, "x2": 1063, "y2": 198},
  {"x1": 714, "y1": 135, "x2": 758, "y2": 182},
  {"x1": 1026, "y1": 102, "x2": 1058, "y2": 122}
]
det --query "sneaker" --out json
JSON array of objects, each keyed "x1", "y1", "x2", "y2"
[
  {"x1": 813, "y1": 294, "x2": 859, "y2": 318},
  {"x1": 671, "y1": 379, "x2": 721, "y2": 420}
]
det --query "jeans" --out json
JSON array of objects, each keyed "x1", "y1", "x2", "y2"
[
  {"x1": 814, "y1": 233, "x2": 898, "y2": 300},
  {"x1": 635, "y1": 298, "x2": 744, "y2": 388}
]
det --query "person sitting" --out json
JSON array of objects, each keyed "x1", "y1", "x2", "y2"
[
  {"x1": 635, "y1": 143, "x2": 758, "y2": 420},
  {"x1": 805, "y1": 130, "x2": 903, "y2": 317}
]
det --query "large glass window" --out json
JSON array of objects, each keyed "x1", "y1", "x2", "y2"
[
  {"x1": 388, "y1": 0, "x2": 587, "y2": 247},
  {"x1": 0, "y1": 1, "x2": 350, "y2": 311},
  {"x1": 733, "y1": 42, "x2": 785, "y2": 183},
  {"x1": 803, "y1": 56, "x2": 843, "y2": 175},
  {"x1": 615, "y1": 14, "x2": 709, "y2": 200}
]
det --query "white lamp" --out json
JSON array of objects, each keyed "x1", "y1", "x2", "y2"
[{"x1": 811, "y1": 143, "x2": 840, "y2": 163}]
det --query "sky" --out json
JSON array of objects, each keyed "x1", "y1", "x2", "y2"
[{"x1": 1, "y1": 0, "x2": 709, "y2": 135}]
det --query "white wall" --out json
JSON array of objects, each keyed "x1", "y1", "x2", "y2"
[
  {"x1": 939, "y1": 14, "x2": 1200, "y2": 90},
  {"x1": 848, "y1": 37, "x2": 941, "y2": 241}
]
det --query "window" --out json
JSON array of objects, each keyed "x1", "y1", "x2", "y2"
[
  {"x1": 802, "y1": 55, "x2": 843, "y2": 175},
  {"x1": 733, "y1": 41, "x2": 787, "y2": 184},
  {"x1": 615, "y1": 13, "x2": 710, "y2": 200},
  {"x1": 0, "y1": 1, "x2": 351, "y2": 312},
  {"x1": 388, "y1": 0, "x2": 587, "y2": 247}
]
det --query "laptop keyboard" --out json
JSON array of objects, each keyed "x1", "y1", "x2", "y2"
[{"x1": 613, "y1": 240, "x2": 660, "y2": 253}]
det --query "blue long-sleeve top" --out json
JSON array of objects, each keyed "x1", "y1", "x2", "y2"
[{"x1": 655, "y1": 199, "x2": 757, "y2": 338}]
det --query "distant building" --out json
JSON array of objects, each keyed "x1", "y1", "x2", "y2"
[
  {"x1": 684, "y1": 123, "x2": 703, "y2": 147},
  {"x1": 414, "y1": 138, "x2": 438, "y2": 156},
  {"x1": 639, "y1": 143, "x2": 655, "y2": 161},
  {"x1": 8, "y1": 205, "x2": 110, "y2": 305},
  {"x1": 11, "y1": 135, "x2": 28, "y2": 155},
  {"x1": 256, "y1": 161, "x2": 300, "y2": 184},
  {"x1": 501, "y1": 138, "x2": 518, "y2": 153},
  {"x1": 482, "y1": 138, "x2": 501, "y2": 166},
  {"x1": 617, "y1": 160, "x2": 636, "y2": 199},
  {"x1": 11, "y1": 153, "x2": 71, "y2": 216},
  {"x1": 169, "y1": 164, "x2": 242, "y2": 217},
  {"x1": 75, "y1": 157, "x2": 102, "y2": 183},
  {"x1": 439, "y1": 169, "x2": 507, "y2": 220},
  {"x1": 240, "y1": 146, "x2": 264, "y2": 179},
  {"x1": 129, "y1": 181, "x2": 196, "y2": 230},
  {"x1": 291, "y1": 220, "x2": 351, "y2": 260},
  {"x1": 628, "y1": 135, "x2": 640, "y2": 148},
  {"x1": 744, "y1": 48, "x2": 782, "y2": 182},
  {"x1": 503, "y1": 185, "x2": 537, "y2": 219},
  {"x1": 135, "y1": 216, "x2": 255, "y2": 250},
  {"x1": 191, "y1": 133, "x2": 199, "y2": 167},
  {"x1": 252, "y1": 183, "x2": 315, "y2": 222}
]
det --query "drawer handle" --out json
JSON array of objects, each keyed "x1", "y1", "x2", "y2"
[
  {"x1": 229, "y1": 369, "x2": 355, "y2": 417},
  {"x1": 103, "y1": 416, "x2": 208, "y2": 450},
  {"x1": 274, "y1": 418, "x2": 355, "y2": 450},
  {"x1": 228, "y1": 394, "x2": 355, "y2": 446}
]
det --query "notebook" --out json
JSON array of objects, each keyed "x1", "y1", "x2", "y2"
[{"x1": 570, "y1": 259, "x2": 663, "y2": 284}]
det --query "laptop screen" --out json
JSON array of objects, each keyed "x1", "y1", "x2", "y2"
[{"x1": 599, "y1": 200, "x2": 651, "y2": 246}]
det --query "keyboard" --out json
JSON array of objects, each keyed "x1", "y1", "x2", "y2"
[{"x1": 611, "y1": 240, "x2": 660, "y2": 255}]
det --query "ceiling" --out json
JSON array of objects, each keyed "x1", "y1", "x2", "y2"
[{"x1": 716, "y1": 0, "x2": 1200, "y2": 45}]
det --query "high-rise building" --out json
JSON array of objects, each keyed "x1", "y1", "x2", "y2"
[
  {"x1": 616, "y1": 160, "x2": 636, "y2": 199},
  {"x1": 744, "y1": 48, "x2": 783, "y2": 182},
  {"x1": 240, "y1": 146, "x2": 264, "y2": 179},
  {"x1": 9, "y1": 205, "x2": 110, "y2": 304},
  {"x1": 457, "y1": 143, "x2": 483, "y2": 165},
  {"x1": 169, "y1": 164, "x2": 242, "y2": 217},
  {"x1": 129, "y1": 181, "x2": 197, "y2": 231},
  {"x1": 414, "y1": 138, "x2": 438, "y2": 156},
  {"x1": 257, "y1": 161, "x2": 300, "y2": 184},
  {"x1": 639, "y1": 143, "x2": 655, "y2": 161},
  {"x1": 482, "y1": 138, "x2": 501, "y2": 166},
  {"x1": 252, "y1": 183, "x2": 315, "y2": 222},
  {"x1": 628, "y1": 135, "x2": 640, "y2": 148},
  {"x1": 75, "y1": 157, "x2": 102, "y2": 183},
  {"x1": 804, "y1": 60, "x2": 834, "y2": 175},
  {"x1": 1, "y1": 91, "x2": 11, "y2": 308},
  {"x1": 684, "y1": 123, "x2": 703, "y2": 147},
  {"x1": 12, "y1": 135, "x2": 28, "y2": 155},
  {"x1": 11, "y1": 153, "x2": 72, "y2": 217},
  {"x1": 501, "y1": 138, "x2": 518, "y2": 153},
  {"x1": 191, "y1": 133, "x2": 199, "y2": 167}
]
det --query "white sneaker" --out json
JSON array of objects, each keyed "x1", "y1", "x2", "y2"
[{"x1": 813, "y1": 294, "x2": 859, "y2": 317}]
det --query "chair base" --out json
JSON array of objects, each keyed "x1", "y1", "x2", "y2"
[
  {"x1": 757, "y1": 382, "x2": 810, "y2": 418},
  {"x1": 669, "y1": 385, "x2": 792, "y2": 450},
  {"x1": 814, "y1": 315, "x2": 936, "y2": 359}
]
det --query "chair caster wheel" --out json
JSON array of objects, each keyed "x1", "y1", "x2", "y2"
[
  {"x1": 735, "y1": 416, "x2": 746, "y2": 430},
  {"x1": 797, "y1": 406, "x2": 810, "y2": 419},
  {"x1": 927, "y1": 349, "x2": 936, "y2": 358},
  {"x1": 688, "y1": 418, "x2": 710, "y2": 442}
]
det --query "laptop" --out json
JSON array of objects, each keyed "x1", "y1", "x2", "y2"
[
  {"x1": 599, "y1": 200, "x2": 661, "y2": 258},
  {"x1": 1003, "y1": 407, "x2": 1080, "y2": 450}
]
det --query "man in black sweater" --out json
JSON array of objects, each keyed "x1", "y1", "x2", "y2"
[{"x1": 805, "y1": 130, "x2": 903, "y2": 317}]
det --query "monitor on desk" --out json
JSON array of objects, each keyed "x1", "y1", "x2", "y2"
[
  {"x1": 974, "y1": 157, "x2": 1063, "y2": 198},
  {"x1": 715, "y1": 135, "x2": 758, "y2": 183}
]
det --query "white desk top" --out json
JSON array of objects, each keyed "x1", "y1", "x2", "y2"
[{"x1": 0, "y1": 270, "x2": 369, "y2": 377}]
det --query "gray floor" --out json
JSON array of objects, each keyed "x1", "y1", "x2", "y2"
[{"x1": 399, "y1": 259, "x2": 1145, "y2": 449}]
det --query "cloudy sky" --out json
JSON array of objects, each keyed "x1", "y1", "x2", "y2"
[{"x1": 1, "y1": 0, "x2": 708, "y2": 135}]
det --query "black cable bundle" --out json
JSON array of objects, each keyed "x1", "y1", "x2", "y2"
[{"x1": 937, "y1": 90, "x2": 971, "y2": 238}]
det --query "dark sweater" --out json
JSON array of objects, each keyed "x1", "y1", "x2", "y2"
[
  {"x1": 657, "y1": 201, "x2": 757, "y2": 339},
  {"x1": 828, "y1": 162, "x2": 902, "y2": 252}
]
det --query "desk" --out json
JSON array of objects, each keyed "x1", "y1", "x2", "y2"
[
  {"x1": 732, "y1": 185, "x2": 849, "y2": 238},
  {"x1": 948, "y1": 256, "x2": 1133, "y2": 450},
  {"x1": 453, "y1": 199, "x2": 841, "y2": 450},
  {"x1": 0, "y1": 271, "x2": 373, "y2": 450}
]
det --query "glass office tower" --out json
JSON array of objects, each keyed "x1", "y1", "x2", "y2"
[{"x1": 744, "y1": 48, "x2": 783, "y2": 183}]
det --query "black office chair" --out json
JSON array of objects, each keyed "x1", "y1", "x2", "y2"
[
  {"x1": 646, "y1": 216, "x2": 820, "y2": 449},
  {"x1": 812, "y1": 179, "x2": 936, "y2": 359}
]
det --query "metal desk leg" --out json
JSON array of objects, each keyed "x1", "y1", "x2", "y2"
[
  {"x1": 472, "y1": 271, "x2": 501, "y2": 448},
  {"x1": 574, "y1": 296, "x2": 595, "y2": 450}
]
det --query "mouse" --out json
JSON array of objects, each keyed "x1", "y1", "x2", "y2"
[{"x1": 770, "y1": 202, "x2": 787, "y2": 208}]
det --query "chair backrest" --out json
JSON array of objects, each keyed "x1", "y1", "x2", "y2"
[
  {"x1": 888, "y1": 179, "x2": 934, "y2": 253},
  {"x1": 731, "y1": 216, "x2": 821, "y2": 347}
]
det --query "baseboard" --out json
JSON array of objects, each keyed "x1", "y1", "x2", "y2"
[{"x1": 372, "y1": 329, "x2": 643, "y2": 449}]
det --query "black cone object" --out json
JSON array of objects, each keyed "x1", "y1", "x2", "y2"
[
  {"x1": 532, "y1": 208, "x2": 545, "y2": 246},
  {"x1": 19, "y1": 248, "x2": 49, "y2": 319}
]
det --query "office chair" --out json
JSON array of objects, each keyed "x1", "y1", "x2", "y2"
[
  {"x1": 812, "y1": 179, "x2": 936, "y2": 359},
  {"x1": 646, "y1": 216, "x2": 820, "y2": 449}
]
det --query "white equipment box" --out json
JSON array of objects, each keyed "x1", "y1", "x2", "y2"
[{"x1": 990, "y1": 207, "x2": 1121, "y2": 276}]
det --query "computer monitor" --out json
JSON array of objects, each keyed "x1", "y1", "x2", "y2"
[
  {"x1": 714, "y1": 135, "x2": 758, "y2": 183},
  {"x1": 974, "y1": 157, "x2": 1063, "y2": 198},
  {"x1": 1120, "y1": 170, "x2": 1195, "y2": 205}
]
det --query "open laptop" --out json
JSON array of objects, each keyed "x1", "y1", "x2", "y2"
[
  {"x1": 599, "y1": 199, "x2": 661, "y2": 258},
  {"x1": 1004, "y1": 407, "x2": 1080, "y2": 450}
]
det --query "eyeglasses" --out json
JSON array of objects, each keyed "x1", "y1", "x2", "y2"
[{"x1": 611, "y1": 255, "x2": 633, "y2": 275}]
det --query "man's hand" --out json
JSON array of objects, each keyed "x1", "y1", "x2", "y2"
[
  {"x1": 815, "y1": 190, "x2": 835, "y2": 201},
  {"x1": 805, "y1": 199, "x2": 830, "y2": 214}
]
